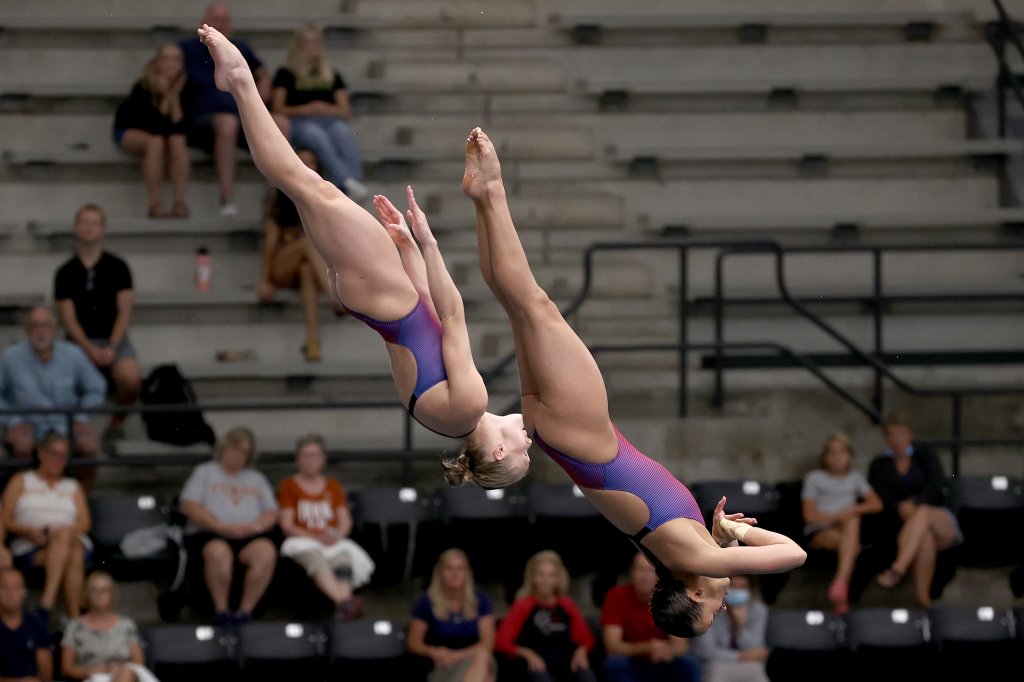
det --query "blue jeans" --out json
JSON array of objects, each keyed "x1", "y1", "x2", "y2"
[
  {"x1": 603, "y1": 654, "x2": 702, "y2": 682},
  {"x1": 290, "y1": 116, "x2": 364, "y2": 188}
]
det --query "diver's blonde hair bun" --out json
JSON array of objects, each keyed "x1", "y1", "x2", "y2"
[{"x1": 442, "y1": 452, "x2": 474, "y2": 487}]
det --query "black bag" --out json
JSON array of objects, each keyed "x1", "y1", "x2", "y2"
[{"x1": 139, "y1": 364, "x2": 216, "y2": 446}]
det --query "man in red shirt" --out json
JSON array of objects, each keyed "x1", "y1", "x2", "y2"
[{"x1": 600, "y1": 552, "x2": 701, "y2": 682}]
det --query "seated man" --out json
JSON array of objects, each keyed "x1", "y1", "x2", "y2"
[
  {"x1": 0, "y1": 307, "x2": 106, "y2": 493},
  {"x1": 601, "y1": 553, "x2": 701, "y2": 682},
  {"x1": 0, "y1": 567, "x2": 54, "y2": 682},
  {"x1": 54, "y1": 203, "x2": 141, "y2": 450},
  {"x1": 179, "y1": 1, "x2": 271, "y2": 216}
]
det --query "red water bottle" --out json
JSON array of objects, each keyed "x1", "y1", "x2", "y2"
[{"x1": 195, "y1": 246, "x2": 212, "y2": 291}]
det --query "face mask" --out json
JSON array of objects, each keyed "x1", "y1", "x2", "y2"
[{"x1": 725, "y1": 589, "x2": 750, "y2": 608}]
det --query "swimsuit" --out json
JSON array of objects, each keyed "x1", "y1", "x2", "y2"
[
  {"x1": 533, "y1": 425, "x2": 704, "y2": 572},
  {"x1": 347, "y1": 298, "x2": 471, "y2": 439}
]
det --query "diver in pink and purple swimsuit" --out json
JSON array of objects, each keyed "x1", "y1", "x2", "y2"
[
  {"x1": 461, "y1": 127, "x2": 806, "y2": 638},
  {"x1": 197, "y1": 26, "x2": 530, "y2": 489}
]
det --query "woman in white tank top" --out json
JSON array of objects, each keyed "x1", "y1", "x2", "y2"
[{"x1": 1, "y1": 432, "x2": 92, "y2": 618}]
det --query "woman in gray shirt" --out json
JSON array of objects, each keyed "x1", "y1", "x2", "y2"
[
  {"x1": 801, "y1": 433, "x2": 883, "y2": 614},
  {"x1": 60, "y1": 571, "x2": 158, "y2": 682}
]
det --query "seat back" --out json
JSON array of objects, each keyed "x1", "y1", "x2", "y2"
[
  {"x1": 329, "y1": 619, "x2": 406, "y2": 660},
  {"x1": 89, "y1": 493, "x2": 170, "y2": 549},
  {"x1": 690, "y1": 479, "x2": 782, "y2": 526},
  {"x1": 235, "y1": 621, "x2": 323, "y2": 663},
  {"x1": 144, "y1": 624, "x2": 232, "y2": 666},
  {"x1": 766, "y1": 608, "x2": 843, "y2": 651},
  {"x1": 525, "y1": 482, "x2": 599, "y2": 520},
  {"x1": 843, "y1": 608, "x2": 928, "y2": 649},
  {"x1": 349, "y1": 486, "x2": 432, "y2": 528},
  {"x1": 928, "y1": 605, "x2": 1013, "y2": 643}
]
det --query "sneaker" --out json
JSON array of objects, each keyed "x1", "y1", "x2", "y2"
[
  {"x1": 214, "y1": 611, "x2": 233, "y2": 629},
  {"x1": 219, "y1": 200, "x2": 238, "y2": 217},
  {"x1": 342, "y1": 178, "x2": 369, "y2": 202},
  {"x1": 102, "y1": 425, "x2": 125, "y2": 454},
  {"x1": 232, "y1": 611, "x2": 254, "y2": 626}
]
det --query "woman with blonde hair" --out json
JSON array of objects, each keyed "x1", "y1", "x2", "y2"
[
  {"x1": 195, "y1": 27, "x2": 533, "y2": 491},
  {"x1": 408, "y1": 549, "x2": 497, "y2": 682},
  {"x1": 113, "y1": 42, "x2": 191, "y2": 217},
  {"x1": 60, "y1": 571, "x2": 159, "y2": 682},
  {"x1": 271, "y1": 23, "x2": 367, "y2": 200},
  {"x1": 178, "y1": 426, "x2": 279, "y2": 628},
  {"x1": 495, "y1": 551, "x2": 596, "y2": 682},
  {"x1": 801, "y1": 432, "x2": 883, "y2": 614}
]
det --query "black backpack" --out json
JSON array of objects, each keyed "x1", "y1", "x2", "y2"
[{"x1": 139, "y1": 364, "x2": 216, "y2": 446}]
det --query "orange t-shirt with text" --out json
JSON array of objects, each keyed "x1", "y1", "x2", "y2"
[{"x1": 277, "y1": 477, "x2": 347, "y2": 531}]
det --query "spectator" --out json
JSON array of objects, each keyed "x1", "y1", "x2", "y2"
[
  {"x1": 258, "y1": 149, "x2": 341, "y2": 362},
  {"x1": 178, "y1": 426, "x2": 278, "y2": 627},
  {"x1": 54, "y1": 204, "x2": 141, "y2": 451},
  {"x1": 868, "y1": 411, "x2": 961, "y2": 607},
  {"x1": 271, "y1": 23, "x2": 367, "y2": 201},
  {"x1": 407, "y1": 548, "x2": 497, "y2": 682},
  {"x1": 601, "y1": 552, "x2": 700, "y2": 682},
  {"x1": 1, "y1": 432, "x2": 91, "y2": 621},
  {"x1": 113, "y1": 42, "x2": 191, "y2": 218},
  {"x1": 278, "y1": 434, "x2": 373, "y2": 620},
  {"x1": 495, "y1": 550, "x2": 596, "y2": 682},
  {"x1": 0, "y1": 306, "x2": 105, "y2": 491},
  {"x1": 0, "y1": 504, "x2": 11, "y2": 569},
  {"x1": 60, "y1": 571, "x2": 158, "y2": 682},
  {"x1": 180, "y1": 2, "x2": 271, "y2": 216},
  {"x1": 690, "y1": 574, "x2": 769, "y2": 682},
  {"x1": 0, "y1": 567, "x2": 53, "y2": 682},
  {"x1": 801, "y1": 432, "x2": 883, "y2": 614}
]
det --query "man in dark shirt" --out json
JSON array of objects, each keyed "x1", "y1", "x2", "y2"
[
  {"x1": 0, "y1": 567, "x2": 53, "y2": 682},
  {"x1": 180, "y1": 2, "x2": 271, "y2": 216},
  {"x1": 54, "y1": 204, "x2": 140, "y2": 450}
]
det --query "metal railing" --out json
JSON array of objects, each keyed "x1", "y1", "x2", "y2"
[
  {"x1": 4, "y1": 240, "x2": 1023, "y2": 477},
  {"x1": 987, "y1": 0, "x2": 1024, "y2": 136},
  {"x1": 492, "y1": 238, "x2": 1024, "y2": 475}
]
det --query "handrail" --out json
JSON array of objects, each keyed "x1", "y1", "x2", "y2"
[
  {"x1": 486, "y1": 237, "x2": 1024, "y2": 475},
  {"x1": 987, "y1": 0, "x2": 1024, "y2": 135}
]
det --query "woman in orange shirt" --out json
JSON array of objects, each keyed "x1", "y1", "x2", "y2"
[{"x1": 277, "y1": 434, "x2": 374, "y2": 619}]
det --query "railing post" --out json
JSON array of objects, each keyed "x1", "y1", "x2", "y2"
[
  {"x1": 678, "y1": 246, "x2": 689, "y2": 418},
  {"x1": 951, "y1": 393, "x2": 963, "y2": 478},
  {"x1": 712, "y1": 250, "x2": 726, "y2": 408},
  {"x1": 872, "y1": 248, "x2": 884, "y2": 418}
]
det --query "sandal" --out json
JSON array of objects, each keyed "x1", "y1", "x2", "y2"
[
  {"x1": 302, "y1": 339, "x2": 322, "y2": 362},
  {"x1": 171, "y1": 200, "x2": 190, "y2": 218},
  {"x1": 875, "y1": 566, "x2": 905, "y2": 589},
  {"x1": 148, "y1": 201, "x2": 171, "y2": 218}
]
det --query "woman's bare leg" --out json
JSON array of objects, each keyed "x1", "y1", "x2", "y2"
[
  {"x1": 465, "y1": 128, "x2": 609, "y2": 428},
  {"x1": 198, "y1": 25, "x2": 415, "y2": 319}
]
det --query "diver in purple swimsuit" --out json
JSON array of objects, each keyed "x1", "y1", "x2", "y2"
[
  {"x1": 197, "y1": 27, "x2": 530, "y2": 489},
  {"x1": 461, "y1": 127, "x2": 806, "y2": 638}
]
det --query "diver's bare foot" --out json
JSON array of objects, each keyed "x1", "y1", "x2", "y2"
[
  {"x1": 462, "y1": 127, "x2": 503, "y2": 200},
  {"x1": 198, "y1": 24, "x2": 250, "y2": 93}
]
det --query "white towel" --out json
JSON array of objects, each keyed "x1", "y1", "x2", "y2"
[{"x1": 87, "y1": 663, "x2": 160, "y2": 682}]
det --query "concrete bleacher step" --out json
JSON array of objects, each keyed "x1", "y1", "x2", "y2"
[
  {"x1": 396, "y1": 124, "x2": 594, "y2": 159},
  {"x1": 369, "y1": 59, "x2": 566, "y2": 93},
  {"x1": 425, "y1": 190, "x2": 624, "y2": 228},
  {"x1": 342, "y1": 0, "x2": 537, "y2": 29},
  {"x1": 558, "y1": 176, "x2": 1001, "y2": 233},
  {"x1": 558, "y1": 43, "x2": 1008, "y2": 98},
  {"x1": 605, "y1": 138, "x2": 1024, "y2": 165}
]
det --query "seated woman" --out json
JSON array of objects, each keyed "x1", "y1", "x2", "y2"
[
  {"x1": 407, "y1": 549, "x2": 497, "y2": 682},
  {"x1": 459, "y1": 127, "x2": 806, "y2": 638},
  {"x1": 495, "y1": 550, "x2": 596, "y2": 682},
  {"x1": 60, "y1": 571, "x2": 158, "y2": 682},
  {"x1": 801, "y1": 432, "x2": 883, "y2": 614},
  {"x1": 113, "y1": 42, "x2": 191, "y2": 218},
  {"x1": 271, "y1": 23, "x2": 367, "y2": 201},
  {"x1": 178, "y1": 426, "x2": 278, "y2": 627},
  {"x1": 1, "y1": 431, "x2": 91, "y2": 620},
  {"x1": 258, "y1": 148, "x2": 341, "y2": 362},
  {"x1": 0, "y1": 502, "x2": 11, "y2": 569},
  {"x1": 278, "y1": 433, "x2": 373, "y2": 620},
  {"x1": 868, "y1": 411, "x2": 962, "y2": 607},
  {"x1": 198, "y1": 26, "x2": 530, "y2": 487}
]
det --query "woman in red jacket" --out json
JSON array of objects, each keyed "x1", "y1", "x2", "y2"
[{"x1": 495, "y1": 551, "x2": 596, "y2": 682}]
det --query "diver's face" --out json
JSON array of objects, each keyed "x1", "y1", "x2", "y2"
[{"x1": 699, "y1": 576, "x2": 732, "y2": 631}]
